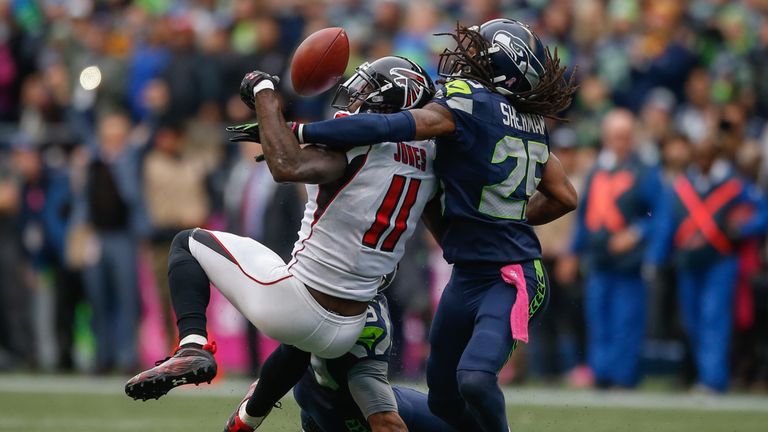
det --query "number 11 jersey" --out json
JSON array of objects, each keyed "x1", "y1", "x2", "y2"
[
  {"x1": 287, "y1": 140, "x2": 437, "y2": 302},
  {"x1": 432, "y1": 79, "x2": 550, "y2": 265}
]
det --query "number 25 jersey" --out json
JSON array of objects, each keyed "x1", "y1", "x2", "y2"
[
  {"x1": 432, "y1": 79, "x2": 549, "y2": 265},
  {"x1": 287, "y1": 140, "x2": 437, "y2": 302}
]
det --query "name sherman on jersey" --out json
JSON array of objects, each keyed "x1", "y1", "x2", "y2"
[
  {"x1": 433, "y1": 79, "x2": 550, "y2": 265},
  {"x1": 287, "y1": 140, "x2": 437, "y2": 302},
  {"x1": 437, "y1": 81, "x2": 546, "y2": 136}
]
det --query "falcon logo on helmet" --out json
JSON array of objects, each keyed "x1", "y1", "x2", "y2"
[
  {"x1": 390, "y1": 67, "x2": 429, "y2": 110},
  {"x1": 331, "y1": 56, "x2": 435, "y2": 113}
]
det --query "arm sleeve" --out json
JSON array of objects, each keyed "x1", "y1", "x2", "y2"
[
  {"x1": 301, "y1": 112, "x2": 416, "y2": 149},
  {"x1": 347, "y1": 360, "x2": 398, "y2": 419}
]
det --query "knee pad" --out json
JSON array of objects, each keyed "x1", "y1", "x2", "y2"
[{"x1": 457, "y1": 370, "x2": 497, "y2": 405}]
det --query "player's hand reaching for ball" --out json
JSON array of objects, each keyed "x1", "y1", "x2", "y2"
[{"x1": 239, "y1": 70, "x2": 280, "y2": 110}]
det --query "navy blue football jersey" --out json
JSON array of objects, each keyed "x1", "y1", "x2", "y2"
[
  {"x1": 293, "y1": 294, "x2": 392, "y2": 432},
  {"x1": 432, "y1": 79, "x2": 549, "y2": 265}
]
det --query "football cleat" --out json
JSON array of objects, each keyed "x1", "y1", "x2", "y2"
[
  {"x1": 124, "y1": 341, "x2": 217, "y2": 401},
  {"x1": 223, "y1": 380, "x2": 271, "y2": 432}
]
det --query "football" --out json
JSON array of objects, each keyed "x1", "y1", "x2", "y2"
[{"x1": 290, "y1": 27, "x2": 350, "y2": 97}]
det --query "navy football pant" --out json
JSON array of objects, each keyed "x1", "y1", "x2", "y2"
[
  {"x1": 426, "y1": 260, "x2": 549, "y2": 432},
  {"x1": 677, "y1": 258, "x2": 738, "y2": 392},
  {"x1": 298, "y1": 386, "x2": 455, "y2": 432},
  {"x1": 585, "y1": 271, "x2": 646, "y2": 387}
]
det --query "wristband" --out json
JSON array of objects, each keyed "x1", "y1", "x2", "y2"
[
  {"x1": 252, "y1": 80, "x2": 275, "y2": 95},
  {"x1": 295, "y1": 123, "x2": 305, "y2": 144}
]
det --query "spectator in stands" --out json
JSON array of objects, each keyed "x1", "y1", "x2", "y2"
[
  {"x1": 42, "y1": 145, "x2": 84, "y2": 372},
  {"x1": 675, "y1": 67, "x2": 718, "y2": 143},
  {"x1": 77, "y1": 112, "x2": 148, "y2": 374},
  {"x1": 128, "y1": 17, "x2": 170, "y2": 122},
  {"x1": 13, "y1": 138, "x2": 60, "y2": 368},
  {"x1": 531, "y1": 127, "x2": 589, "y2": 384},
  {"x1": 570, "y1": 109, "x2": 662, "y2": 388},
  {"x1": 646, "y1": 138, "x2": 768, "y2": 392},
  {"x1": 161, "y1": 17, "x2": 220, "y2": 122},
  {"x1": 619, "y1": 1, "x2": 695, "y2": 110},
  {"x1": 0, "y1": 144, "x2": 33, "y2": 369},
  {"x1": 749, "y1": 15, "x2": 768, "y2": 119},
  {"x1": 144, "y1": 120, "x2": 211, "y2": 347},
  {"x1": 637, "y1": 87, "x2": 676, "y2": 163}
]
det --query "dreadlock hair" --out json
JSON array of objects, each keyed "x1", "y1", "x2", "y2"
[{"x1": 436, "y1": 23, "x2": 578, "y2": 120}]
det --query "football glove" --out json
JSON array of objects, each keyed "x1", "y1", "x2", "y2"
[
  {"x1": 226, "y1": 122, "x2": 303, "y2": 162},
  {"x1": 226, "y1": 121, "x2": 302, "y2": 143},
  {"x1": 239, "y1": 70, "x2": 280, "y2": 110},
  {"x1": 226, "y1": 122, "x2": 262, "y2": 142}
]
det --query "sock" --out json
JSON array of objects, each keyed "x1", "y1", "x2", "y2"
[
  {"x1": 239, "y1": 401, "x2": 266, "y2": 428},
  {"x1": 168, "y1": 229, "x2": 211, "y2": 340},
  {"x1": 179, "y1": 334, "x2": 207, "y2": 348},
  {"x1": 245, "y1": 344, "x2": 310, "y2": 417}
]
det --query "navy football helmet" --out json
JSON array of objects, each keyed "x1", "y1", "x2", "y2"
[
  {"x1": 439, "y1": 18, "x2": 547, "y2": 96},
  {"x1": 332, "y1": 56, "x2": 435, "y2": 113}
]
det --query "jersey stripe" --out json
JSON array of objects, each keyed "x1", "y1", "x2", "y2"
[{"x1": 313, "y1": 150, "x2": 371, "y2": 221}]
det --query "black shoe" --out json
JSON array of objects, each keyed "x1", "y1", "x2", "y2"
[{"x1": 125, "y1": 341, "x2": 217, "y2": 401}]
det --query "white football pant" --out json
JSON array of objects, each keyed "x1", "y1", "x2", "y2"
[{"x1": 188, "y1": 229, "x2": 365, "y2": 359}]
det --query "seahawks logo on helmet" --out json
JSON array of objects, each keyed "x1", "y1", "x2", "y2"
[
  {"x1": 390, "y1": 67, "x2": 429, "y2": 110},
  {"x1": 490, "y1": 29, "x2": 544, "y2": 90}
]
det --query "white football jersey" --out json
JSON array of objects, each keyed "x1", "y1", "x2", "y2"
[{"x1": 287, "y1": 140, "x2": 437, "y2": 302}]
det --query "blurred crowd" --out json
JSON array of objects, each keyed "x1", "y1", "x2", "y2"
[{"x1": 2, "y1": 0, "x2": 768, "y2": 394}]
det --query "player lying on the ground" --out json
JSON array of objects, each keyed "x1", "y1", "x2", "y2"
[
  {"x1": 227, "y1": 293, "x2": 456, "y2": 432},
  {"x1": 244, "y1": 19, "x2": 578, "y2": 432},
  {"x1": 125, "y1": 56, "x2": 439, "y2": 432}
]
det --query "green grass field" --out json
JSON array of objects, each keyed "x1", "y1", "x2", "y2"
[{"x1": 1, "y1": 375, "x2": 767, "y2": 432}]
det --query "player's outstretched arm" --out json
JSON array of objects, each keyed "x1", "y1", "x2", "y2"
[
  {"x1": 412, "y1": 103, "x2": 457, "y2": 139},
  {"x1": 347, "y1": 360, "x2": 407, "y2": 432},
  {"x1": 300, "y1": 102, "x2": 455, "y2": 148},
  {"x1": 526, "y1": 153, "x2": 578, "y2": 225},
  {"x1": 243, "y1": 71, "x2": 347, "y2": 184}
]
